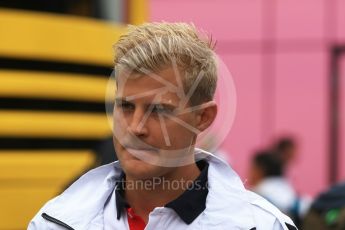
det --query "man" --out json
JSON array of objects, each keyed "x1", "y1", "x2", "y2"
[
  {"x1": 272, "y1": 137, "x2": 297, "y2": 170},
  {"x1": 28, "y1": 22, "x2": 296, "y2": 229},
  {"x1": 249, "y1": 151, "x2": 300, "y2": 226}
]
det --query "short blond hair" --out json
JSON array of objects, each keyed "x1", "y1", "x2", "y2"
[{"x1": 113, "y1": 22, "x2": 217, "y2": 106}]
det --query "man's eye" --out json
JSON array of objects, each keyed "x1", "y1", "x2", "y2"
[
  {"x1": 152, "y1": 105, "x2": 171, "y2": 114},
  {"x1": 117, "y1": 102, "x2": 134, "y2": 111}
]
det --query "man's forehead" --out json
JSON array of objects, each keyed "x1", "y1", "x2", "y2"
[
  {"x1": 115, "y1": 92, "x2": 179, "y2": 105},
  {"x1": 116, "y1": 67, "x2": 180, "y2": 88},
  {"x1": 116, "y1": 67, "x2": 183, "y2": 104}
]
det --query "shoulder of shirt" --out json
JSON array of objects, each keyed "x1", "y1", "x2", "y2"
[
  {"x1": 203, "y1": 150, "x2": 297, "y2": 229},
  {"x1": 246, "y1": 190, "x2": 297, "y2": 229},
  {"x1": 28, "y1": 162, "x2": 122, "y2": 229}
]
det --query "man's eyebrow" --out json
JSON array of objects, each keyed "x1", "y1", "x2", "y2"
[
  {"x1": 115, "y1": 98, "x2": 178, "y2": 110},
  {"x1": 149, "y1": 102, "x2": 177, "y2": 109},
  {"x1": 115, "y1": 98, "x2": 131, "y2": 104}
]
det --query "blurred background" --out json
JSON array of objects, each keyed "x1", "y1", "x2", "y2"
[{"x1": 0, "y1": 0, "x2": 344, "y2": 229}]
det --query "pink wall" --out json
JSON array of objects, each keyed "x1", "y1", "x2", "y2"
[{"x1": 149, "y1": 0, "x2": 345, "y2": 196}]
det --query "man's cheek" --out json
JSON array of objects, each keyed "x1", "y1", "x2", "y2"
[{"x1": 113, "y1": 114, "x2": 128, "y2": 136}]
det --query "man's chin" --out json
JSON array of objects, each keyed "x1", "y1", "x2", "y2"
[{"x1": 121, "y1": 156, "x2": 164, "y2": 180}]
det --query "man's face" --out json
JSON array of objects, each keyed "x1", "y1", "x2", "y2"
[{"x1": 113, "y1": 66, "x2": 201, "y2": 180}]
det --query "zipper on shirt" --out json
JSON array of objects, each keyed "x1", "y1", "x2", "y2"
[{"x1": 41, "y1": 213, "x2": 75, "y2": 230}]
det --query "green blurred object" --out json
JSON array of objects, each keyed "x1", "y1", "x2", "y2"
[{"x1": 325, "y1": 209, "x2": 340, "y2": 226}]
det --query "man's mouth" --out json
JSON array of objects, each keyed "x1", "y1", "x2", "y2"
[
  {"x1": 124, "y1": 146, "x2": 160, "y2": 161},
  {"x1": 124, "y1": 144, "x2": 158, "y2": 151},
  {"x1": 124, "y1": 144, "x2": 158, "y2": 155}
]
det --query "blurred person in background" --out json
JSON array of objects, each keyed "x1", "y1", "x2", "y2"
[
  {"x1": 249, "y1": 150, "x2": 304, "y2": 227},
  {"x1": 28, "y1": 22, "x2": 296, "y2": 230},
  {"x1": 271, "y1": 137, "x2": 312, "y2": 219},
  {"x1": 302, "y1": 182, "x2": 345, "y2": 230},
  {"x1": 272, "y1": 137, "x2": 297, "y2": 170},
  {"x1": 249, "y1": 151, "x2": 297, "y2": 214}
]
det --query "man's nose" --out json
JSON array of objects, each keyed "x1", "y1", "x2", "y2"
[{"x1": 127, "y1": 108, "x2": 148, "y2": 137}]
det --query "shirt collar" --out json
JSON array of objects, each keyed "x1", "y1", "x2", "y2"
[
  {"x1": 115, "y1": 172, "x2": 129, "y2": 220},
  {"x1": 165, "y1": 160, "x2": 209, "y2": 224},
  {"x1": 115, "y1": 160, "x2": 209, "y2": 224}
]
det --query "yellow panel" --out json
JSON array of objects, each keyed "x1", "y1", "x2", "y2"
[
  {"x1": 0, "y1": 70, "x2": 115, "y2": 102},
  {"x1": 0, "y1": 188, "x2": 61, "y2": 230},
  {"x1": 128, "y1": 0, "x2": 148, "y2": 25},
  {"x1": 0, "y1": 150, "x2": 95, "y2": 180},
  {"x1": 0, "y1": 151, "x2": 97, "y2": 230},
  {"x1": 0, "y1": 110, "x2": 112, "y2": 138},
  {"x1": 0, "y1": 9, "x2": 126, "y2": 65}
]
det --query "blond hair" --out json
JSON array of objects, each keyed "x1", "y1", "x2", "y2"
[{"x1": 113, "y1": 22, "x2": 217, "y2": 106}]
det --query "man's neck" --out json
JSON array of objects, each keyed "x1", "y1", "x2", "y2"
[{"x1": 124, "y1": 163, "x2": 201, "y2": 223}]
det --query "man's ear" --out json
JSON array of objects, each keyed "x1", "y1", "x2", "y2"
[{"x1": 196, "y1": 101, "x2": 218, "y2": 132}]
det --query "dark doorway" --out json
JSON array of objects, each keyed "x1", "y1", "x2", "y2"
[{"x1": 330, "y1": 45, "x2": 345, "y2": 185}]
